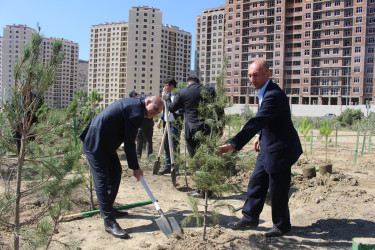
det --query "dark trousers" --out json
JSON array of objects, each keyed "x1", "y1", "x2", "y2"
[
  {"x1": 163, "y1": 124, "x2": 181, "y2": 169},
  {"x1": 83, "y1": 148, "x2": 122, "y2": 222},
  {"x1": 242, "y1": 153, "x2": 292, "y2": 231},
  {"x1": 136, "y1": 126, "x2": 153, "y2": 158}
]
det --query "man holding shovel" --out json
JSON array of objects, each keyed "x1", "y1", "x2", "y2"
[
  {"x1": 79, "y1": 96, "x2": 164, "y2": 239},
  {"x1": 157, "y1": 79, "x2": 183, "y2": 175}
]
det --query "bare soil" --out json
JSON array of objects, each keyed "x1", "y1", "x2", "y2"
[{"x1": 1, "y1": 129, "x2": 375, "y2": 249}]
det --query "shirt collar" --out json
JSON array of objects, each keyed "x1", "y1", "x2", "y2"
[{"x1": 257, "y1": 79, "x2": 270, "y2": 104}]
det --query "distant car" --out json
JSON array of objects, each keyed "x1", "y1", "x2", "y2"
[{"x1": 322, "y1": 113, "x2": 336, "y2": 118}]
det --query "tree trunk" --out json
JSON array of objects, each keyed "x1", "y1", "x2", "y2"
[
  {"x1": 89, "y1": 168, "x2": 95, "y2": 210},
  {"x1": 202, "y1": 190, "x2": 208, "y2": 241},
  {"x1": 14, "y1": 131, "x2": 26, "y2": 250}
]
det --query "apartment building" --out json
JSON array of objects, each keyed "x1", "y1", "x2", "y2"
[
  {"x1": 195, "y1": 5, "x2": 226, "y2": 87},
  {"x1": 42, "y1": 37, "x2": 79, "y2": 108},
  {"x1": 0, "y1": 24, "x2": 79, "y2": 108},
  {"x1": 196, "y1": 0, "x2": 375, "y2": 106},
  {"x1": 88, "y1": 6, "x2": 191, "y2": 108},
  {"x1": 0, "y1": 25, "x2": 34, "y2": 105}
]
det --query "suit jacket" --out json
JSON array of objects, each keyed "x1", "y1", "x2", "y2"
[
  {"x1": 230, "y1": 81, "x2": 302, "y2": 173},
  {"x1": 81, "y1": 98, "x2": 145, "y2": 170},
  {"x1": 166, "y1": 82, "x2": 215, "y2": 139}
]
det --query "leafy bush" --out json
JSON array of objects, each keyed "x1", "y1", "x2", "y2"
[{"x1": 337, "y1": 109, "x2": 364, "y2": 128}]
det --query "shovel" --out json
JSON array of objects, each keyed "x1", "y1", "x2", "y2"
[
  {"x1": 164, "y1": 108, "x2": 177, "y2": 187},
  {"x1": 140, "y1": 176, "x2": 182, "y2": 238},
  {"x1": 153, "y1": 125, "x2": 168, "y2": 174}
]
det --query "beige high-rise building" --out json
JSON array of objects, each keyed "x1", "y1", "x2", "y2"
[
  {"x1": 0, "y1": 25, "x2": 34, "y2": 104},
  {"x1": 88, "y1": 6, "x2": 191, "y2": 108},
  {"x1": 195, "y1": 5, "x2": 226, "y2": 87},
  {"x1": 0, "y1": 24, "x2": 79, "y2": 108},
  {"x1": 42, "y1": 37, "x2": 79, "y2": 108}
]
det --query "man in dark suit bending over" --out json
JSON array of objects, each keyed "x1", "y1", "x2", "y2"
[
  {"x1": 218, "y1": 60, "x2": 302, "y2": 237},
  {"x1": 80, "y1": 96, "x2": 164, "y2": 239}
]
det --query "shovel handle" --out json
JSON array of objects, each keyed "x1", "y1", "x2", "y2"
[{"x1": 140, "y1": 176, "x2": 161, "y2": 211}]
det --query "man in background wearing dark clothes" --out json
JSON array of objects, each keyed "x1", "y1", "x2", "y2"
[
  {"x1": 217, "y1": 60, "x2": 302, "y2": 237},
  {"x1": 80, "y1": 96, "x2": 163, "y2": 239},
  {"x1": 128, "y1": 91, "x2": 154, "y2": 159}
]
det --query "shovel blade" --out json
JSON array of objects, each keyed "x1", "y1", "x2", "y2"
[
  {"x1": 153, "y1": 159, "x2": 161, "y2": 175},
  {"x1": 155, "y1": 216, "x2": 182, "y2": 238}
]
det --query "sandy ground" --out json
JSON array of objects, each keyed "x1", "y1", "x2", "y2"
[{"x1": 2, "y1": 129, "x2": 375, "y2": 249}]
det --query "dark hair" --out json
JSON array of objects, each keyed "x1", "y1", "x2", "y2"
[
  {"x1": 165, "y1": 79, "x2": 177, "y2": 88},
  {"x1": 187, "y1": 76, "x2": 200, "y2": 84},
  {"x1": 129, "y1": 90, "x2": 138, "y2": 97}
]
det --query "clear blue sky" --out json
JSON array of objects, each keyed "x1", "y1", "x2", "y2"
[{"x1": 0, "y1": 0, "x2": 225, "y2": 68}]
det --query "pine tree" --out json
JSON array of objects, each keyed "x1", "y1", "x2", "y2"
[
  {"x1": 182, "y1": 70, "x2": 240, "y2": 241},
  {"x1": 66, "y1": 89, "x2": 102, "y2": 209},
  {"x1": 0, "y1": 29, "x2": 83, "y2": 249}
]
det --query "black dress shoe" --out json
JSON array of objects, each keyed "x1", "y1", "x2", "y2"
[
  {"x1": 265, "y1": 225, "x2": 290, "y2": 237},
  {"x1": 104, "y1": 221, "x2": 130, "y2": 239},
  {"x1": 113, "y1": 210, "x2": 129, "y2": 218},
  {"x1": 228, "y1": 219, "x2": 259, "y2": 230},
  {"x1": 158, "y1": 168, "x2": 171, "y2": 175}
]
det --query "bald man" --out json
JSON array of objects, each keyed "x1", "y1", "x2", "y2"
[
  {"x1": 218, "y1": 60, "x2": 302, "y2": 237},
  {"x1": 80, "y1": 96, "x2": 164, "y2": 239}
]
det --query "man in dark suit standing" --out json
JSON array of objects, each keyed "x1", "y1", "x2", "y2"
[
  {"x1": 162, "y1": 76, "x2": 216, "y2": 196},
  {"x1": 218, "y1": 60, "x2": 302, "y2": 237},
  {"x1": 163, "y1": 76, "x2": 214, "y2": 159},
  {"x1": 80, "y1": 96, "x2": 164, "y2": 239}
]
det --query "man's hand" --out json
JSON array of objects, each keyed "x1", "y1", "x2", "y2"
[
  {"x1": 162, "y1": 92, "x2": 168, "y2": 100},
  {"x1": 254, "y1": 136, "x2": 260, "y2": 152},
  {"x1": 156, "y1": 120, "x2": 161, "y2": 129},
  {"x1": 133, "y1": 169, "x2": 143, "y2": 181},
  {"x1": 217, "y1": 144, "x2": 235, "y2": 156}
]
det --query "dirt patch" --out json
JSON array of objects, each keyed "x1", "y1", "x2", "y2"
[{"x1": 1, "y1": 129, "x2": 375, "y2": 249}]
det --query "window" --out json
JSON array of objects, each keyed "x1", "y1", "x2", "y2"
[
  {"x1": 368, "y1": 57, "x2": 374, "y2": 63},
  {"x1": 354, "y1": 67, "x2": 360, "y2": 73},
  {"x1": 354, "y1": 57, "x2": 361, "y2": 63},
  {"x1": 369, "y1": 37, "x2": 375, "y2": 44},
  {"x1": 356, "y1": 27, "x2": 362, "y2": 33},
  {"x1": 355, "y1": 47, "x2": 361, "y2": 53},
  {"x1": 366, "y1": 87, "x2": 372, "y2": 94},
  {"x1": 356, "y1": 17, "x2": 363, "y2": 23},
  {"x1": 305, "y1": 22, "x2": 311, "y2": 28},
  {"x1": 355, "y1": 37, "x2": 362, "y2": 43},
  {"x1": 354, "y1": 77, "x2": 360, "y2": 83},
  {"x1": 306, "y1": 3, "x2": 311, "y2": 9},
  {"x1": 356, "y1": 7, "x2": 362, "y2": 13},
  {"x1": 368, "y1": 48, "x2": 374, "y2": 53}
]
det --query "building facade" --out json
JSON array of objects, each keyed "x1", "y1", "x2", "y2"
[
  {"x1": 0, "y1": 25, "x2": 34, "y2": 105},
  {"x1": 196, "y1": 0, "x2": 375, "y2": 106},
  {"x1": 195, "y1": 5, "x2": 226, "y2": 87},
  {"x1": 42, "y1": 37, "x2": 79, "y2": 108},
  {"x1": 0, "y1": 24, "x2": 79, "y2": 108},
  {"x1": 88, "y1": 6, "x2": 191, "y2": 108}
]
